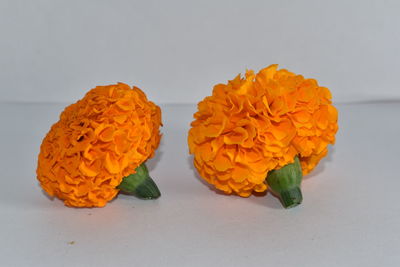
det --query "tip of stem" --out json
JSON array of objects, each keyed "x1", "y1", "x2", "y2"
[
  {"x1": 117, "y1": 163, "x2": 161, "y2": 200},
  {"x1": 134, "y1": 176, "x2": 161, "y2": 199},
  {"x1": 280, "y1": 187, "x2": 303, "y2": 209}
]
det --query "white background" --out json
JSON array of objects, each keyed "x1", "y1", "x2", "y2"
[
  {"x1": 1, "y1": 1, "x2": 400, "y2": 267},
  {"x1": 1, "y1": 0, "x2": 399, "y2": 104},
  {"x1": 1, "y1": 103, "x2": 400, "y2": 267}
]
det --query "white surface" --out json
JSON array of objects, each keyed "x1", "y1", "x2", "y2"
[
  {"x1": 1, "y1": 0, "x2": 400, "y2": 104},
  {"x1": 0, "y1": 102, "x2": 399, "y2": 267}
]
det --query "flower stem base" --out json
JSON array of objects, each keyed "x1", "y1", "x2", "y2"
[
  {"x1": 117, "y1": 163, "x2": 161, "y2": 199},
  {"x1": 266, "y1": 156, "x2": 303, "y2": 209}
]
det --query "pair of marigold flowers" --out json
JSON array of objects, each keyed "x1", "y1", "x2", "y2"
[{"x1": 37, "y1": 64, "x2": 338, "y2": 209}]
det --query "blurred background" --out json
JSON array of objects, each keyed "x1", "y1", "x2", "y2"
[{"x1": 1, "y1": 0, "x2": 399, "y2": 104}]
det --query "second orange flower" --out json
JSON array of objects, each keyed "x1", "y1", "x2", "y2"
[{"x1": 188, "y1": 64, "x2": 338, "y2": 207}]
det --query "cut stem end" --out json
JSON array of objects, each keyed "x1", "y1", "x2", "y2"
[
  {"x1": 266, "y1": 156, "x2": 303, "y2": 209},
  {"x1": 280, "y1": 187, "x2": 303, "y2": 209},
  {"x1": 134, "y1": 176, "x2": 161, "y2": 199}
]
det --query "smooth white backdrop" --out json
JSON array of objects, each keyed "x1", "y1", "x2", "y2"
[
  {"x1": 1, "y1": 2, "x2": 400, "y2": 266},
  {"x1": 1, "y1": 0, "x2": 399, "y2": 104}
]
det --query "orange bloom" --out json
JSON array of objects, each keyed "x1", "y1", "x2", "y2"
[
  {"x1": 37, "y1": 83, "x2": 162, "y2": 207},
  {"x1": 188, "y1": 65, "x2": 338, "y2": 197}
]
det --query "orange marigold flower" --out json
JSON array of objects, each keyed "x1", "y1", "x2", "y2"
[
  {"x1": 188, "y1": 65, "x2": 338, "y2": 198},
  {"x1": 37, "y1": 83, "x2": 162, "y2": 207}
]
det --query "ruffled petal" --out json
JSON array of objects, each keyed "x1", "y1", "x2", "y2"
[
  {"x1": 188, "y1": 64, "x2": 338, "y2": 196},
  {"x1": 37, "y1": 83, "x2": 162, "y2": 207}
]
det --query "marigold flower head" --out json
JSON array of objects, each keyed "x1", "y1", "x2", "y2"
[
  {"x1": 37, "y1": 83, "x2": 162, "y2": 207},
  {"x1": 188, "y1": 65, "x2": 338, "y2": 197}
]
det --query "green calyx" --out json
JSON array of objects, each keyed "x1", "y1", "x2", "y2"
[
  {"x1": 117, "y1": 163, "x2": 161, "y2": 199},
  {"x1": 266, "y1": 156, "x2": 303, "y2": 209}
]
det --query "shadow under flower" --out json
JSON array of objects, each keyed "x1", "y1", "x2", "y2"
[
  {"x1": 41, "y1": 188, "x2": 55, "y2": 201},
  {"x1": 146, "y1": 140, "x2": 164, "y2": 172},
  {"x1": 187, "y1": 155, "x2": 230, "y2": 196},
  {"x1": 303, "y1": 146, "x2": 336, "y2": 180}
]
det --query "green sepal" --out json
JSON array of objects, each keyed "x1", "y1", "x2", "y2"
[
  {"x1": 266, "y1": 156, "x2": 303, "y2": 208},
  {"x1": 117, "y1": 163, "x2": 161, "y2": 199}
]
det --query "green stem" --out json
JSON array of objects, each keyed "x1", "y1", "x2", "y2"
[
  {"x1": 117, "y1": 163, "x2": 161, "y2": 199},
  {"x1": 266, "y1": 156, "x2": 303, "y2": 208}
]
